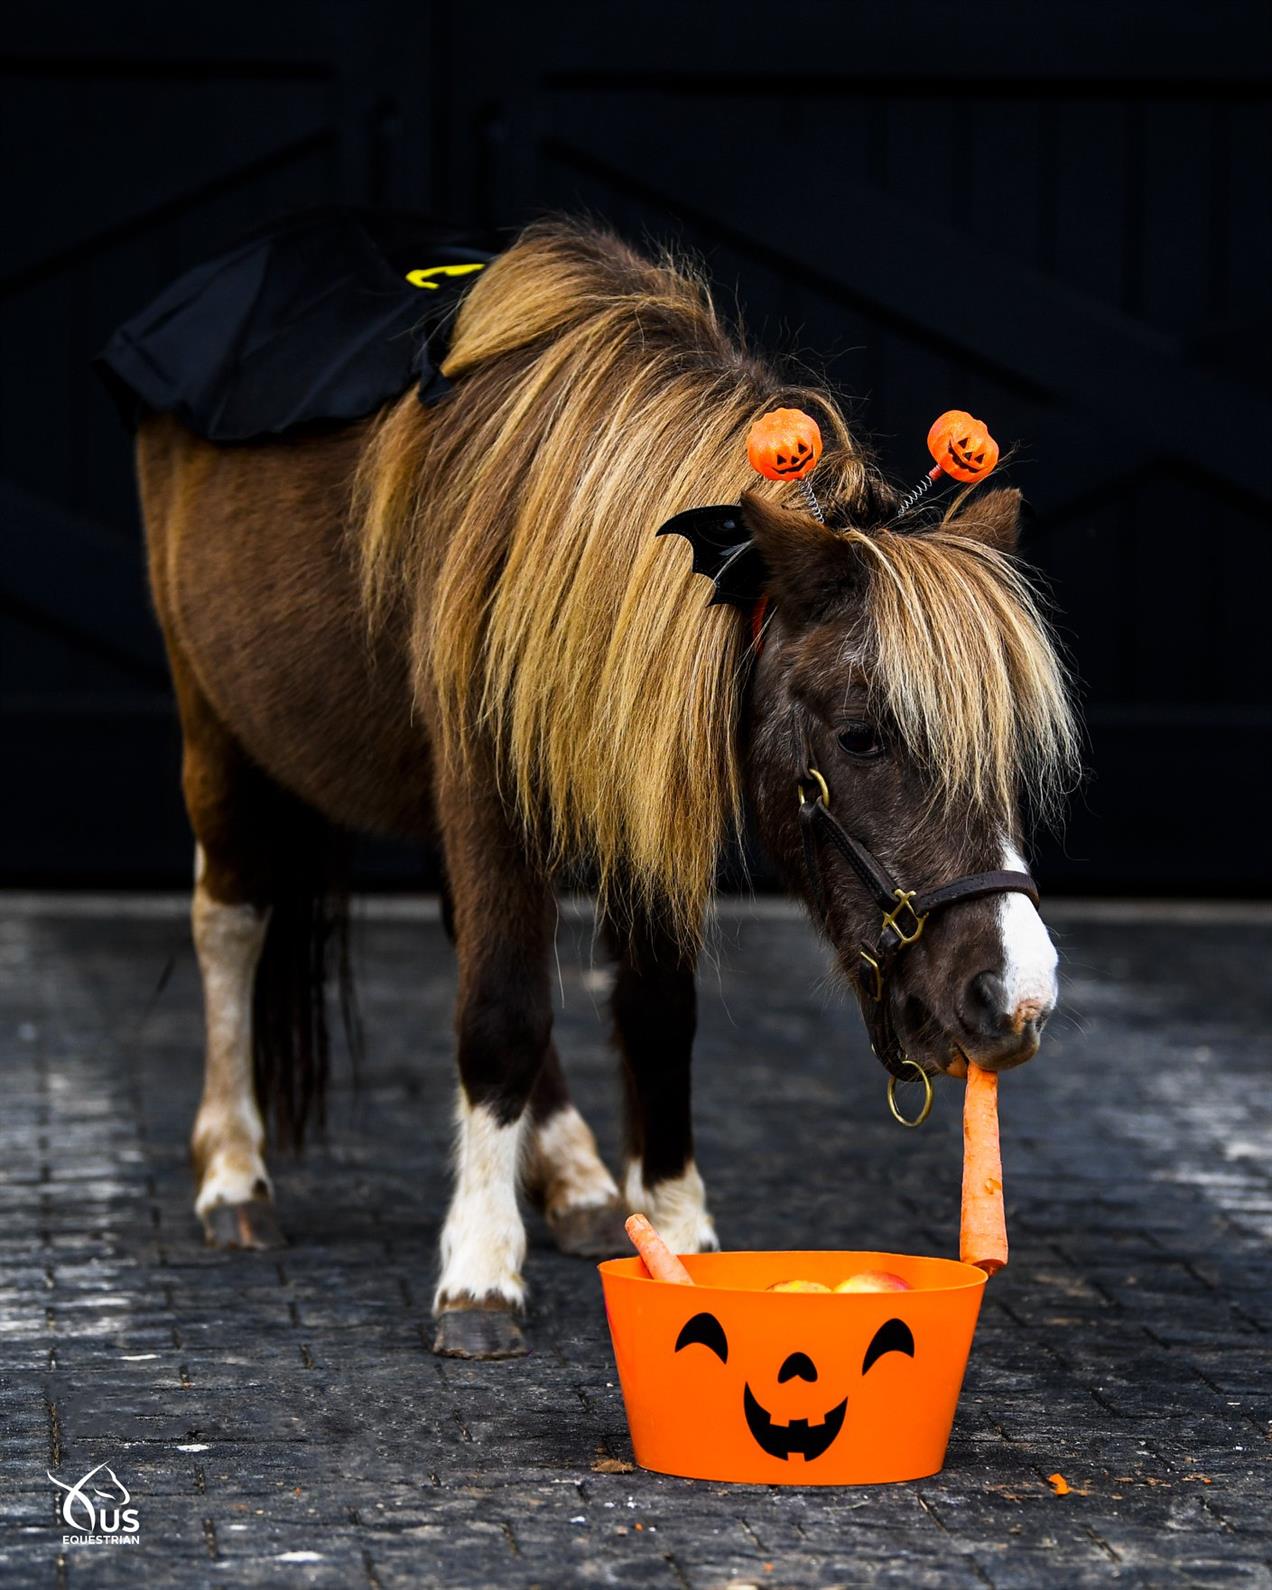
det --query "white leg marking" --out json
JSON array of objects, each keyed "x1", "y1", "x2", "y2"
[
  {"x1": 623, "y1": 1158, "x2": 718, "y2": 1254},
  {"x1": 435, "y1": 1096, "x2": 528, "y2": 1310},
  {"x1": 998, "y1": 843, "x2": 1059, "y2": 1015},
  {"x1": 190, "y1": 875, "x2": 271, "y2": 1216},
  {"x1": 528, "y1": 1105, "x2": 618, "y2": 1217},
  {"x1": 623, "y1": 1158, "x2": 649, "y2": 1215}
]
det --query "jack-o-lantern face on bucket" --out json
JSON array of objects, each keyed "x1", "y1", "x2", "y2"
[
  {"x1": 927, "y1": 409, "x2": 999, "y2": 483},
  {"x1": 674, "y1": 1309, "x2": 915, "y2": 1462}
]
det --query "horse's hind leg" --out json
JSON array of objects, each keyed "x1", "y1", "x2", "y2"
[
  {"x1": 172, "y1": 652, "x2": 282, "y2": 1250},
  {"x1": 606, "y1": 912, "x2": 718, "y2": 1254},
  {"x1": 524, "y1": 1048, "x2": 626, "y2": 1258}
]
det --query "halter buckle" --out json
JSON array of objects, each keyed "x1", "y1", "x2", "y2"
[
  {"x1": 881, "y1": 888, "x2": 927, "y2": 946},
  {"x1": 858, "y1": 947, "x2": 883, "y2": 1002}
]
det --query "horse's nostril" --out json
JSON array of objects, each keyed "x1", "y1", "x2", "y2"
[{"x1": 962, "y1": 970, "x2": 1008, "y2": 1035}]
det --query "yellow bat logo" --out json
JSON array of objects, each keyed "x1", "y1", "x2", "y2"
[{"x1": 404, "y1": 263, "x2": 486, "y2": 290}]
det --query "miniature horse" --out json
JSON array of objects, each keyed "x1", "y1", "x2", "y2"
[{"x1": 136, "y1": 221, "x2": 1077, "y2": 1358}]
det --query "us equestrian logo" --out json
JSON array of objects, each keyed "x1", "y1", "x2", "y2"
[{"x1": 47, "y1": 1461, "x2": 140, "y2": 1546}]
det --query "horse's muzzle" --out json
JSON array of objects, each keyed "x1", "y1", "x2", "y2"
[{"x1": 954, "y1": 972, "x2": 1052, "y2": 1070}]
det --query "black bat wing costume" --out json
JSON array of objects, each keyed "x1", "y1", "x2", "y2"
[{"x1": 96, "y1": 208, "x2": 496, "y2": 443}]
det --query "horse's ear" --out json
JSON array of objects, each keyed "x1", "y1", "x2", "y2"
[
  {"x1": 947, "y1": 485, "x2": 1023, "y2": 554},
  {"x1": 739, "y1": 490, "x2": 864, "y2": 621}
]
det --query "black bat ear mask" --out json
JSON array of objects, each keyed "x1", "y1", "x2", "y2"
[{"x1": 656, "y1": 504, "x2": 768, "y2": 609}]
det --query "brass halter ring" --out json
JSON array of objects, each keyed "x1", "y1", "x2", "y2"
[{"x1": 886, "y1": 1058, "x2": 934, "y2": 1128}]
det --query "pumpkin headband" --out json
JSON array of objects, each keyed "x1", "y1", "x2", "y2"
[{"x1": 657, "y1": 407, "x2": 1000, "y2": 612}]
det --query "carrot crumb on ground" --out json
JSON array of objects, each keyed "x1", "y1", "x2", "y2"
[{"x1": 1047, "y1": 1472, "x2": 1071, "y2": 1495}]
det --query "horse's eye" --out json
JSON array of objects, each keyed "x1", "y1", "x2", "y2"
[{"x1": 837, "y1": 722, "x2": 883, "y2": 760}]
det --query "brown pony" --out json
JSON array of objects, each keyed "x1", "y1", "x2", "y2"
[{"x1": 137, "y1": 220, "x2": 1077, "y2": 1358}]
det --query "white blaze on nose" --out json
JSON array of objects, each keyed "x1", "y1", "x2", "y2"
[{"x1": 997, "y1": 843, "x2": 1058, "y2": 1016}]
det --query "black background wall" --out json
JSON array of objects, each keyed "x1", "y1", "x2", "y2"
[{"x1": 4, "y1": 1, "x2": 1270, "y2": 893}]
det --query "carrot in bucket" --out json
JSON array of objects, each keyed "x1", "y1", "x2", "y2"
[
  {"x1": 625, "y1": 1213, "x2": 694, "y2": 1285},
  {"x1": 960, "y1": 1063, "x2": 1008, "y2": 1275}
]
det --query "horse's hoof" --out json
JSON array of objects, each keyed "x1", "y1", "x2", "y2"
[
  {"x1": 432, "y1": 1306, "x2": 528, "y2": 1360},
  {"x1": 547, "y1": 1199, "x2": 631, "y2": 1258},
  {"x1": 200, "y1": 1198, "x2": 285, "y2": 1251}
]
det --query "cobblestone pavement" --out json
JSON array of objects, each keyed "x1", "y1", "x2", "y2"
[{"x1": 1, "y1": 896, "x2": 1269, "y2": 1589}]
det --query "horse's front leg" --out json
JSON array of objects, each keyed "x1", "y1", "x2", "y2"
[
  {"x1": 438, "y1": 879, "x2": 625, "y2": 1261},
  {"x1": 432, "y1": 796, "x2": 555, "y2": 1359},
  {"x1": 607, "y1": 914, "x2": 718, "y2": 1254}
]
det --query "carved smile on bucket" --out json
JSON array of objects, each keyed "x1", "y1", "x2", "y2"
[{"x1": 742, "y1": 1384, "x2": 848, "y2": 1461}]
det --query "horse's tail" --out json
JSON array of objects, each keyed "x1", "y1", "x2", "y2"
[{"x1": 252, "y1": 797, "x2": 360, "y2": 1151}]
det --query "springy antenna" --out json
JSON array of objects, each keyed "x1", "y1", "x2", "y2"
[{"x1": 797, "y1": 477, "x2": 825, "y2": 523}]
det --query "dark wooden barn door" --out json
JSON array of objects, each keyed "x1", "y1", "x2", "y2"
[
  {"x1": 2, "y1": 5, "x2": 439, "y2": 882},
  {"x1": 4, "y1": 2, "x2": 1269, "y2": 891}
]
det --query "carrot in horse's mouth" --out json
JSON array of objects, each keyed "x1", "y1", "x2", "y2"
[
  {"x1": 961, "y1": 1063, "x2": 1008, "y2": 1274},
  {"x1": 625, "y1": 1213, "x2": 694, "y2": 1284}
]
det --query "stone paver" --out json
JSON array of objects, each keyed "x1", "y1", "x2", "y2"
[{"x1": 0, "y1": 896, "x2": 1269, "y2": 1588}]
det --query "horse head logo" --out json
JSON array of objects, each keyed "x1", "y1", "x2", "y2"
[{"x1": 48, "y1": 1462, "x2": 131, "y2": 1533}]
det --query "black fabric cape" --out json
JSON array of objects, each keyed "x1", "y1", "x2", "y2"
[{"x1": 96, "y1": 208, "x2": 497, "y2": 443}]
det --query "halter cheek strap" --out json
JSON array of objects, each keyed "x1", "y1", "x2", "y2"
[{"x1": 796, "y1": 769, "x2": 1039, "y2": 1082}]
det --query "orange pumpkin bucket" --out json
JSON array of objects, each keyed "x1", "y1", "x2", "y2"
[{"x1": 599, "y1": 1250, "x2": 986, "y2": 1485}]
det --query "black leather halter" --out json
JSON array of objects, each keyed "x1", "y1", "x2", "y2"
[{"x1": 796, "y1": 767, "x2": 1039, "y2": 1080}]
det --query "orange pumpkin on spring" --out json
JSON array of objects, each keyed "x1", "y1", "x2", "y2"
[
  {"x1": 926, "y1": 410, "x2": 999, "y2": 483},
  {"x1": 747, "y1": 408, "x2": 823, "y2": 481}
]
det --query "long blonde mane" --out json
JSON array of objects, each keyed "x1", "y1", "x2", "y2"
[
  {"x1": 353, "y1": 220, "x2": 1075, "y2": 942},
  {"x1": 355, "y1": 221, "x2": 870, "y2": 941}
]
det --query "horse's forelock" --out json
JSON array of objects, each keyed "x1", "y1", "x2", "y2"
[{"x1": 844, "y1": 526, "x2": 1080, "y2": 827}]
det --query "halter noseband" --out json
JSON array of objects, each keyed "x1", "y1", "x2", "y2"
[{"x1": 796, "y1": 766, "x2": 1039, "y2": 1097}]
